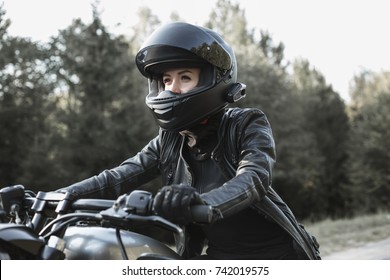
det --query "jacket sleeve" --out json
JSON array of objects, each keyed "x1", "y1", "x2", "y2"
[
  {"x1": 56, "y1": 136, "x2": 162, "y2": 199},
  {"x1": 200, "y1": 109, "x2": 276, "y2": 217}
]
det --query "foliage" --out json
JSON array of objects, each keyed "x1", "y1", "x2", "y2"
[
  {"x1": 0, "y1": 8, "x2": 59, "y2": 189},
  {"x1": 347, "y1": 70, "x2": 390, "y2": 213},
  {"x1": 290, "y1": 59, "x2": 350, "y2": 219},
  {"x1": 46, "y1": 7, "x2": 157, "y2": 188}
]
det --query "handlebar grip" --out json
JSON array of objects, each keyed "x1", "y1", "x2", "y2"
[
  {"x1": 71, "y1": 199, "x2": 115, "y2": 211},
  {"x1": 191, "y1": 204, "x2": 214, "y2": 224}
]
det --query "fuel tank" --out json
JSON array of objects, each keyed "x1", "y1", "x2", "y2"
[{"x1": 63, "y1": 226, "x2": 182, "y2": 260}]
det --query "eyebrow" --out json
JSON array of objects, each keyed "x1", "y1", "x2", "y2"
[{"x1": 163, "y1": 70, "x2": 195, "y2": 77}]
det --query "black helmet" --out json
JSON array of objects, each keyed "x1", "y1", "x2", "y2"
[{"x1": 136, "y1": 22, "x2": 246, "y2": 131}]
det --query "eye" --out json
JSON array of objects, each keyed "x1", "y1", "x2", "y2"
[
  {"x1": 181, "y1": 75, "x2": 191, "y2": 82},
  {"x1": 163, "y1": 77, "x2": 172, "y2": 85}
]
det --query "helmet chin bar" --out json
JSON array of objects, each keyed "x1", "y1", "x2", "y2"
[{"x1": 146, "y1": 83, "x2": 245, "y2": 132}]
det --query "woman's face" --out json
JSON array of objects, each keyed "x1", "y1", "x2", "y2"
[{"x1": 162, "y1": 68, "x2": 200, "y2": 94}]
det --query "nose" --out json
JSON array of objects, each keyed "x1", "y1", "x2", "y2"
[{"x1": 166, "y1": 78, "x2": 181, "y2": 94}]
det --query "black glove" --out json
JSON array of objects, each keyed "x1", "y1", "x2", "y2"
[{"x1": 153, "y1": 184, "x2": 204, "y2": 225}]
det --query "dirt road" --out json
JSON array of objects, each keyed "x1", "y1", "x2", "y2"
[{"x1": 322, "y1": 238, "x2": 390, "y2": 260}]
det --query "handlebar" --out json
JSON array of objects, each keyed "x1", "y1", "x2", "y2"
[
  {"x1": 16, "y1": 188, "x2": 214, "y2": 226},
  {"x1": 71, "y1": 199, "x2": 115, "y2": 211},
  {"x1": 189, "y1": 204, "x2": 214, "y2": 224},
  {"x1": 1, "y1": 186, "x2": 214, "y2": 237},
  {"x1": 72, "y1": 197, "x2": 214, "y2": 224}
]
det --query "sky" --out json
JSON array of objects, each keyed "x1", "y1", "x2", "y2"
[{"x1": 1, "y1": 0, "x2": 390, "y2": 102}]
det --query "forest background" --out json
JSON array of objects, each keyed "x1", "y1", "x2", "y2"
[{"x1": 0, "y1": 0, "x2": 389, "y2": 222}]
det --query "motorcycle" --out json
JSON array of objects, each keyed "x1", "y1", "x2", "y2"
[{"x1": 0, "y1": 184, "x2": 213, "y2": 260}]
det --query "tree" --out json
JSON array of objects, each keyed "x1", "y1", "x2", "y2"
[
  {"x1": 347, "y1": 70, "x2": 390, "y2": 213},
  {"x1": 127, "y1": 6, "x2": 161, "y2": 55},
  {"x1": 0, "y1": 5, "x2": 59, "y2": 189},
  {"x1": 206, "y1": 0, "x2": 252, "y2": 47},
  {"x1": 48, "y1": 6, "x2": 156, "y2": 188},
  {"x1": 291, "y1": 59, "x2": 350, "y2": 219}
]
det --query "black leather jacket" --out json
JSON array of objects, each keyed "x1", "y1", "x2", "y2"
[{"x1": 60, "y1": 107, "x2": 320, "y2": 259}]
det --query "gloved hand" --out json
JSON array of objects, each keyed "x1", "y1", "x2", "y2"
[{"x1": 153, "y1": 184, "x2": 204, "y2": 225}]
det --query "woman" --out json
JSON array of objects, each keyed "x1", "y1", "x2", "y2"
[{"x1": 58, "y1": 22, "x2": 320, "y2": 260}]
